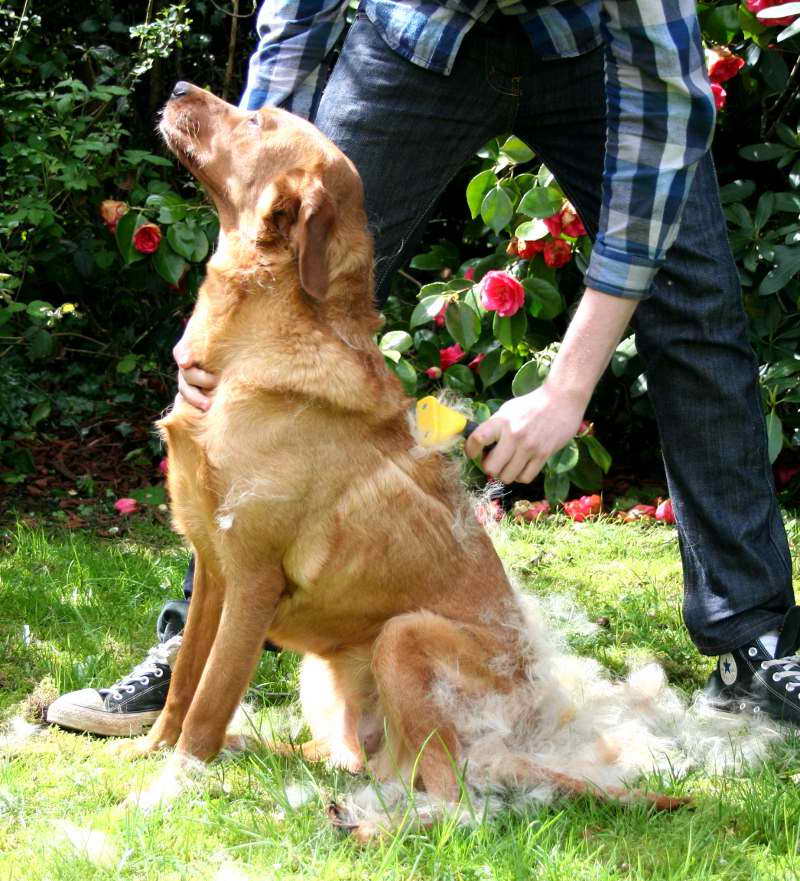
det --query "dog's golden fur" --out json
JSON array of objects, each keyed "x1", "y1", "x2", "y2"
[{"x1": 114, "y1": 85, "x2": 688, "y2": 819}]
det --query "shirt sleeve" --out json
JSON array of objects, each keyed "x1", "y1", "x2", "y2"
[
  {"x1": 239, "y1": 0, "x2": 349, "y2": 120},
  {"x1": 585, "y1": 0, "x2": 717, "y2": 299}
]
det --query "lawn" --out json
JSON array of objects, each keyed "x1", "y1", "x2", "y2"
[{"x1": 2, "y1": 516, "x2": 800, "y2": 881}]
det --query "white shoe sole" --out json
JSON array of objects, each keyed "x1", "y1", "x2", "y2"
[{"x1": 46, "y1": 703, "x2": 161, "y2": 737}]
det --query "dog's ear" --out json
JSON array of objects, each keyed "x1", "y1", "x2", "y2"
[{"x1": 295, "y1": 180, "x2": 335, "y2": 300}]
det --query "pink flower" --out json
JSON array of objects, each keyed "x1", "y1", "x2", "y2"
[
  {"x1": 544, "y1": 213, "x2": 563, "y2": 238},
  {"x1": 711, "y1": 83, "x2": 727, "y2": 110},
  {"x1": 747, "y1": 0, "x2": 797, "y2": 26},
  {"x1": 439, "y1": 343, "x2": 465, "y2": 370},
  {"x1": 464, "y1": 266, "x2": 475, "y2": 280},
  {"x1": 655, "y1": 498, "x2": 676, "y2": 524},
  {"x1": 577, "y1": 420, "x2": 594, "y2": 437},
  {"x1": 479, "y1": 270, "x2": 525, "y2": 318},
  {"x1": 517, "y1": 239, "x2": 547, "y2": 259},
  {"x1": 133, "y1": 222, "x2": 162, "y2": 254},
  {"x1": 512, "y1": 499, "x2": 551, "y2": 522},
  {"x1": 475, "y1": 499, "x2": 504, "y2": 525},
  {"x1": 543, "y1": 239, "x2": 572, "y2": 269},
  {"x1": 434, "y1": 301, "x2": 448, "y2": 328},
  {"x1": 114, "y1": 498, "x2": 139, "y2": 515},
  {"x1": 158, "y1": 457, "x2": 169, "y2": 477},
  {"x1": 425, "y1": 366, "x2": 442, "y2": 380},
  {"x1": 562, "y1": 494, "x2": 602, "y2": 522},
  {"x1": 705, "y1": 46, "x2": 746, "y2": 84},
  {"x1": 775, "y1": 463, "x2": 800, "y2": 488},
  {"x1": 468, "y1": 353, "x2": 486, "y2": 371}
]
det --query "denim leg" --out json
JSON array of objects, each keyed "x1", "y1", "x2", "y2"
[
  {"x1": 512, "y1": 52, "x2": 793, "y2": 655},
  {"x1": 315, "y1": 14, "x2": 521, "y2": 305}
]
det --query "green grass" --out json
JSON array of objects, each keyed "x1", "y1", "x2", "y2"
[{"x1": 2, "y1": 516, "x2": 800, "y2": 881}]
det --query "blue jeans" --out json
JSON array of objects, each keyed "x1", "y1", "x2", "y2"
[{"x1": 313, "y1": 12, "x2": 794, "y2": 655}]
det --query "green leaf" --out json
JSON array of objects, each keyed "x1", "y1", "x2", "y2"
[
  {"x1": 116, "y1": 353, "x2": 139, "y2": 374},
  {"x1": 758, "y1": 50, "x2": 790, "y2": 92},
  {"x1": 740, "y1": 143, "x2": 791, "y2": 162},
  {"x1": 568, "y1": 452, "x2": 604, "y2": 491},
  {"x1": 523, "y1": 278, "x2": 564, "y2": 320},
  {"x1": 410, "y1": 294, "x2": 447, "y2": 329},
  {"x1": 26, "y1": 300, "x2": 52, "y2": 320},
  {"x1": 443, "y1": 364, "x2": 475, "y2": 395},
  {"x1": 29, "y1": 401, "x2": 51, "y2": 426},
  {"x1": 719, "y1": 180, "x2": 756, "y2": 204},
  {"x1": 130, "y1": 485, "x2": 168, "y2": 506},
  {"x1": 116, "y1": 211, "x2": 145, "y2": 265},
  {"x1": 478, "y1": 348, "x2": 515, "y2": 388},
  {"x1": 392, "y1": 358, "x2": 417, "y2": 395},
  {"x1": 445, "y1": 301, "x2": 481, "y2": 350},
  {"x1": 511, "y1": 359, "x2": 547, "y2": 396},
  {"x1": 26, "y1": 328, "x2": 53, "y2": 360},
  {"x1": 758, "y1": 246, "x2": 800, "y2": 295},
  {"x1": 777, "y1": 16, "x2": 800, "y2": 40},
  {"x1": 152, "y1": 242, "x2": 188, "y2": 285},
  {"x1": 775, "y1": 192, "x2": 800, "y2": 212},
  {"x1": 518, "y1": 186, "x2": 562, "y2": 219},
  {"x1": 766, "y1": 410, "x2": 783, "y2": 463},
  {"x1": 466, "y1": 170, "x2": 498, "y2": 219},
  {"x1": 514, "y1": 218, "x2": 549, "y2": 241},
  {"x1": 544, "y1": 470, "x2": 570, "y2": 504},
  {"x1": 492, "y1": 310, "x2": 528, "y2": 351},
  {"x1": 379, "y1": 330, "x2": 413, "y2": 356},
  {"x1": 703, "y1": 3, "x2": 741, "y2": 42},
  {"x1": 481, "y1": 187, "x2": 514, "y2": 234},
  {"x1": 500, "y1": 136, "x2": 535, "y2": 164},
  {"x1": 418, "y1": 282, "x2": 450, "y2": 299},
  {"x1": 548, "y1": 440, "x2": 580, "y2": 474},
  {"x1": 755, "y1": 192, "x2": 776, "y2": 232},
  {"x1": 167, "y1": 221, "x2": 199, "y2": 260},
  {"x1": 582, "y1": 434, "x2": 612, "y2": 473}
]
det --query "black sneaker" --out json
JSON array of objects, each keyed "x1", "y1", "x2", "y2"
[
  {"x1": 46, "y1": 635, "x2": 181, "y2": 736},
  {"x1": 704, "y1": 606, "x2": 800, "y2": 725}
]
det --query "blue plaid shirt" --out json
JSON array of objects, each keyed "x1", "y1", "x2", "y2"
[{"x1": 241, "y1": 0, "x2": 716, "y2": 300}]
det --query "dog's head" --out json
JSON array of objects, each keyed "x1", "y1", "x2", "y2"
[{"x1": 160, "y1": 82, "x2": 367, "y2": 300}]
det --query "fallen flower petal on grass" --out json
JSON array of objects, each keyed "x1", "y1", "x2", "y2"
[
  {"x1": 655, "y1": 498, "x2": 676, "y2": 524},
  {"x1": 114, "y1": 498, "x2": 139, "y2": 515},
  {"x1": 513, "y1": 500, "x2": 551, "y2": 522},
  {"x1": 562, "y1": 494, "x2": 602, "y2": 522}
]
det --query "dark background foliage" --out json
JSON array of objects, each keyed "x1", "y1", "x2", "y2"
[{"x1": 1, "y1": 0, "x2": 799, "y2": 517}]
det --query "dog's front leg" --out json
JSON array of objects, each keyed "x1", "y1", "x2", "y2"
[{"x1": 109, "y1": 554, "x2": 225, "y2": 760}]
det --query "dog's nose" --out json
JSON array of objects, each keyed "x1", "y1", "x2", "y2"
[{"x1": 170, "y1": 81, "x2": 192, "y2": 99}]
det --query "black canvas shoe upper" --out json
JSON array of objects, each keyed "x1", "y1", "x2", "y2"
[
  {"x1": 705, "y1": 606, "x2": 800, "y2": 725},
  {"x1": 97, "y1": 635, "x2": 180, "y2": 714}
]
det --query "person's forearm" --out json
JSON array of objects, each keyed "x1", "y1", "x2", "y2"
[{"x1": 544, "y1": 287, "x2": 638, "y2": 407}]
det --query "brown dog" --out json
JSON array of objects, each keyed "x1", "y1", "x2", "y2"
[{"x1": 114, "y1": 83, "x2": 687, "y2": 821}]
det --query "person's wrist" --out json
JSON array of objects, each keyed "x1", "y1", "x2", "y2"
[{"x1": 541, "y1": 371, "x2": 593, "y2": 411}]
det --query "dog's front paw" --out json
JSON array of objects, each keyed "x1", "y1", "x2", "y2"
[
  {"x1": 104, "y1": 734, "x2": 167, "y2": 760},
  {"x1": 122, "y1": 752, "x2": 205, "y2": 812}
]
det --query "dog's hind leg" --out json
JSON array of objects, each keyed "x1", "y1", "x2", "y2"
[{"x1": 371, "y1": 611, "x2": 516, "y2": 803}]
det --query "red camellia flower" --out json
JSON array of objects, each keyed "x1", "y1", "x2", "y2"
[
  {"x1": 747, "y1": 0, "x2": 797, "y2": 26},
  {"x1": 543, "y1": 213, "x2": 563, "y2": 238},
  {"x1": 620, "y1": 504, "x2": 658, "y2": 522},
  {"x1": 710, "y1": 83, "x2": 727, "y2": 110},
  {"x1": 434, "y1": 301, "x2": 448, "y2": 327},
  {"x1": 512, "y1": 499, "x2": 551, "y2": 522},
  {"x1": 475, "y1": 499, "x2": 504, "y2": 526},
  {"x1": 439, "y1": 343, "x2": 465, "y2": 370},
  {"x1": 560, "y1": 203, "x2": 587, "y2": 238},
  {"x1": 133, "y1": 222, "x2": 162, "y2": 254},
  {"x1": 464, "y1": 266, "x2": 475, "y2": 280},
  {"x1": 425, "y1": 366, "x2": 442, "y2": 380},
  {"x1": 705, "y1": 46, "x2": 745, "y2": 84},
  {"x1": 577, "y1": 420, "x2": 594, "y2": 437},
  {"x1": 99, "y1": 199, "x2": 129, "y2": 233},
  {"x1": 517, "y1": 239, "x2": 547, "y2": 259},
  {"x1": 158, "y1": 457, "x2": 169, "y2": 477},
  {"x1": 543, "y1": 239, "x2": 572, "y2": 269},
  {"x1": 468, "y1": 353, "x2": 486, "y2": 371},
  {"x1": 775, "y1": 463, "x2": 800, "y2": 488},
  {"x1": 479, "y1": 270, "x2": 525, "y2": 317},
  {"x1": 655, "y1": 498, "x2": 676, "y2": 524},
  {"x1": 563, "y1": 494, "x2": 602, "y2": 522},
  {"x1": 114, "y1": 498, "x2": 139, "y2": 515}
]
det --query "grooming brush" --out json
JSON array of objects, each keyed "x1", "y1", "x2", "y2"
[{"x1": 415, "y1": 396, "x2": 495, "y2": 452}]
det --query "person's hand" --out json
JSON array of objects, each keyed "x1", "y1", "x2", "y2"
[
  {"x1": 173, "y1": 333, "x2": 218, "y2": 412},
  {"x1": 464, "y1": 383, "x2": 586, "y2": 484}
]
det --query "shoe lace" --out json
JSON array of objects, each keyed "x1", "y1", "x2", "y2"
[
  {"x1": 761, "y1": 655, "x2": 800, "y2": 693},
  {"x1": 109, "y1": 634, "x2": 182, "y2": 701}
]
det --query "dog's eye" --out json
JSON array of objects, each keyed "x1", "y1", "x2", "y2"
[{"x1": 249, "y1": 115, "x2": 260, "y2": 128}]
